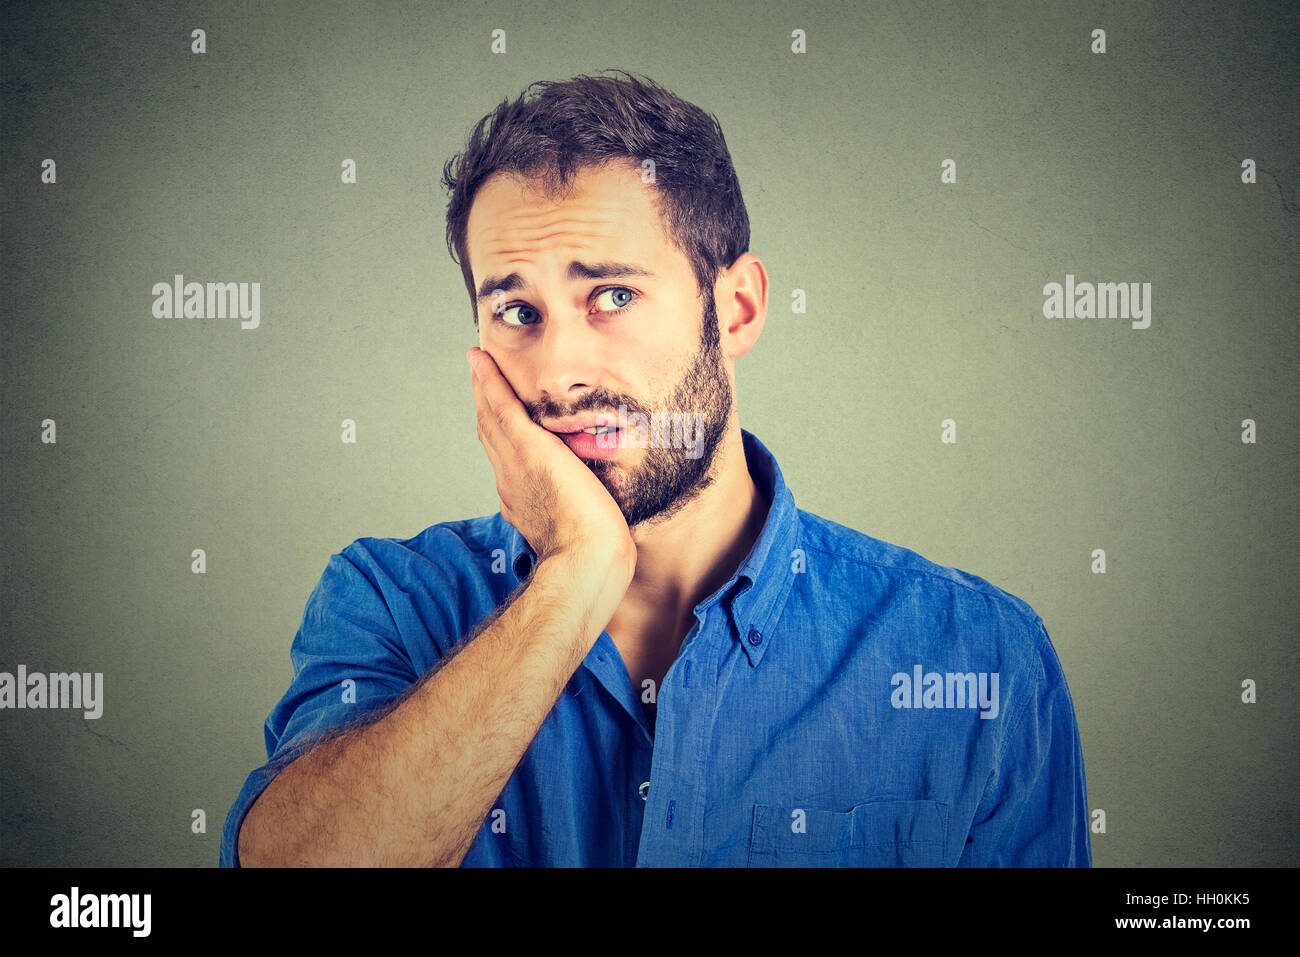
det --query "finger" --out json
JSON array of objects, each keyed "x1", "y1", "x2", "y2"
[
  {"x1": 469, "y1": 358, "x2": 529, "y2": 517},
  {"x1": 469, "y1": 347, "x2": 536, "y2": 447},
  {"x1": 469, "y1": 351, "x2": 514, "y2": 466},
  {"x1": 473, "y1": 402, "x2": 515, "y2": 514}
]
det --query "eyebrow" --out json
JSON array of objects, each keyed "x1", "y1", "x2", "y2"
[{"x1": 475, "y1": 261, "x2": 655, "y2": 303}]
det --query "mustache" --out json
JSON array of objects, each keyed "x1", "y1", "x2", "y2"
[{"x1": 526, "y1": 392, "x2": 650, "y2": 425}]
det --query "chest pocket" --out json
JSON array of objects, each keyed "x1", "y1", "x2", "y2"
[{"x1": 747, "y1": 799, "x2": 950, "y2": 867}]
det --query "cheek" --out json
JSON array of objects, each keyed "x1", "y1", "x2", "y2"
[
  {"x1": 493, "y1": 354, "x2": 528, "y2": 392},
  {"x1": 481, "y1": 325, "x2": 528, "y2": 365},
  {"x1": 638, "y1": 354, "x2": 687, "y2": 400}
]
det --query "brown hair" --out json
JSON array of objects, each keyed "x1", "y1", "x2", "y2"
[{"x1": 441, "y1": 70, "x2": 751, "y2": 322}]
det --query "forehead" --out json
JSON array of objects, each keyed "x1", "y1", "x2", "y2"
[{"x1": 465, "y1": 161, "x2": 674, "y2": 287}]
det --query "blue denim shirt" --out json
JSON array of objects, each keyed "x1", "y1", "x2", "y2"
[{"x1": 221, "y1": 429, "x2": 1091, "y2": 867}]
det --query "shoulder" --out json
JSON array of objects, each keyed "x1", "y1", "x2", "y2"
[
  {"x1": 795, "y1": 508, "x2": 1041, "y2": 618},
  {"x1": 333, "y1": 512, "x2": 515, "y2": 586},
  {"x1": 294, "y1": 513, "x2": 518, "y2": 663},
  {"x1": 792, "y1": 508, "x2": 1050, "y2": 675}
]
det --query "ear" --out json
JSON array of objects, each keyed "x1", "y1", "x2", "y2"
[{"x1": 717, "y1": 253, "x2": 768, "y2": 358}]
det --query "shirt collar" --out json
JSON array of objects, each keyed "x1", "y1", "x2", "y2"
[
  {"x1": 715, "y1": 429, "x2": 799, "y2": 665},
  {"x1": 506, "y1": 428, "x2": 799, "y2": 667}
]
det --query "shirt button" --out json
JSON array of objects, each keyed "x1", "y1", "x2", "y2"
[
  {"x1": 639, "y1": 781, "x2": 650, "y2": 801},
  {"x1": 747, "y1": 627, "x2": 763, "y2": 646}
]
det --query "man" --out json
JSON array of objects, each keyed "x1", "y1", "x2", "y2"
[{"x1": 222, "y1": 71, "x2": 1091, "y2": 867}]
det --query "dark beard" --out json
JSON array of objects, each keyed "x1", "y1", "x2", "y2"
[{"x1": 527, "y1": 293, "x2": 733, "y2": 529}]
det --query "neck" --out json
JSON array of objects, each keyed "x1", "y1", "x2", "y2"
[{"x1": 619, "y1": 425, "x2": 770, "y2": 631}]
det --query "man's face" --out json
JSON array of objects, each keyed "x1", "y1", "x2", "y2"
[{"x1": 465, "y1": 160, "x2": 732, "y2": 528}]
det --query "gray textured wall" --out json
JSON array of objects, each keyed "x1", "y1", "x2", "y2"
[{"x1": 1, "y1": 0, "x2": 1296, "y2": 866}]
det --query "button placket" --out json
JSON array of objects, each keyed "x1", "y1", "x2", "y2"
[{"x1": 634, "y1": 613, "x2": 722, "y2": 865}]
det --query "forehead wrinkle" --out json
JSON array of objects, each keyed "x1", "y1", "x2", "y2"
[
  {"x1": 479, "y1": 221, "x2": 635, "y2": 269},
  {"x1": 478, "y1": 215, "x2": 624, "y2": 247},
  {"x1": 474, "y1": 193, "x2": 632, "y2": 230},
  {"x1": 496, "y1": 195, "x2": 632, "y2": 221},
  {"x1": 484, "y1": 240, "x2": 616, "y2": 263},
  {"x1": 482, "y1": 223, "x2": 620, "y2": 250},
  {"x1": 471, "y1": 191, "x2": 642, "y2": 241},
  {"x1": 469, "y1": 181, "x2": 667, "y2": 287}
]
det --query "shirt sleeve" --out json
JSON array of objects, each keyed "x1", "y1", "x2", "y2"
[
  {"x1": 958, "y1": 618, "x2": 1092, "y2": 867},
  {"x1": 220, "y1": 544, "x2": 421, "y2": 867}
]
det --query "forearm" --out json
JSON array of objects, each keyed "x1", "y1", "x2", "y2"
[{"x1": 237, "y1": 544, "x2": 630, "y2": 867}]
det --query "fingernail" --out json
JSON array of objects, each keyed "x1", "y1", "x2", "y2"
[{"x1": 467, "y1": 349, "x2": 480, "y2": 373}]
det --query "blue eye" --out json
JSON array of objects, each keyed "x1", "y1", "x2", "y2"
[
  {"x1": 597, "y1": 287, "x2": 635, "y2": 311},
  {"x1": 497, "y1": 303, "x2": 541, "y2": 326},
  {"x1": 491, "y1": 286, "x2": 639, "y2": 331}
]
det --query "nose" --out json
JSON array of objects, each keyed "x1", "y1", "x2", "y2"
[{"x1": 531, "y1": 312, "x2": 607, "y2": 402}]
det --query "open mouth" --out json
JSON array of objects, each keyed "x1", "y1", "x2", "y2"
[{"x1": 555, "y1": 425, "x2": 624, "y2": 459}]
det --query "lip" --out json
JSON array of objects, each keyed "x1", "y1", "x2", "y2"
[
  {"x1": 542, "y1": 412, "x2": 621, "y2": 434},
  {"x1": 556, "y1": 425, "x2": 624, "y2": 460}
]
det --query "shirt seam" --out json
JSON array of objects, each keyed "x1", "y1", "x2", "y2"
[
  {"x1": 799, "y1": 540, "x2": 1037, "y2": 616},
  {"x1": 337, "y1": 542, "x2": 405, "y2": 633},
  {"x1": 975, "y1": 622, "x2": 1049, "y2": 811}
]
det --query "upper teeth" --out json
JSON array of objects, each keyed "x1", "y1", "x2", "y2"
[{"x1": 582, "y1": 426, "x2": 617, "y2": 434}]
